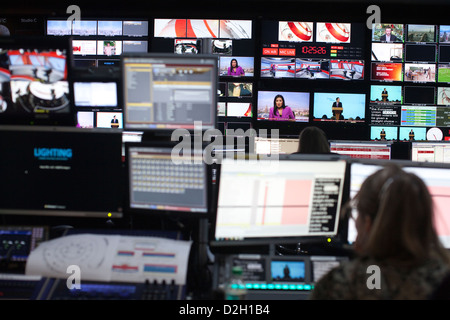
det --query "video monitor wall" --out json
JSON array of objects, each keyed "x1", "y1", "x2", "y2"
[
  {"x1": 369, "y1": 23, "x2": 450, "y2": 142},
  {"x1": 152, "y1": 19, "x2": 255, "y2": 132},
  {"x1": 260, "y1": 21, "x2": 365, "y2": 81},
  {"x1": 46, "y1": 19, "x2": 149, "y2": 68}
]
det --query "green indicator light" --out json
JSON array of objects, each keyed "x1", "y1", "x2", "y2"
[{"x1": 330, "y1": 53, "x2": 337, "y2": 57}]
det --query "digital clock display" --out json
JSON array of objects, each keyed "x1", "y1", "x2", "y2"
[{"x1": 301, "y1": 46, "x2": 327, "y2": 55}]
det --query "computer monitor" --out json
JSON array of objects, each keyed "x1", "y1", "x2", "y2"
[
  {"x1": 330, "y1": 140, "x2": 392, "y2": 160},
  {"x1": 0, "y1": 125, "x2": 124, "y2": 219},
  {"x1": 121, "y1": 53, "x2": 218, "y2": 132},
  {"x1": 348, "y1": 159, "x2": 450, "y2": 249},
  {"x1": 253, "y1": 137, "x2": 300, "y2": 155},
  {"x1": 0, "y1": 36, "x2": 76, "y2": 126},
  {"x1": 411, "y1": 141, "x2": 450, "y2": 163},
  {"x1": 210, "y1": 155, "x2": 348, "y2": 250},
  {"x1": 124, "y1": 141, "x2": 211, "y2": 219}
]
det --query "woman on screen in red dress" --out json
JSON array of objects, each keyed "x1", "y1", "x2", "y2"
[
  {"x1": 310, "y1": 164, "x2": 450, "y2": 300},
  {"x1": 268, "y1": 94, "x2": 295, "y2": 121}
]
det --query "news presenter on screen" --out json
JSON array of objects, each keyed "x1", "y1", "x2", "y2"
[
  {"x1": 381, "y1": 88, "x2": 388, "y2": 102},
  {"x1": 310, "y1": 164, "x2": 450, "y2": 300},
  {"x1": 111, "y1": 115, "x2": 119, "y2": 128},
  {"x1": 379, "y1": 26, "x2": 399, "y2": 42},
  {"x1": 380, "y1": 128, "x2": 386, "y2": 140},
  {"x1": 268, "y1": 94, "x2": 295, "y2": 121},
  {"x1": 332, "y1": 97, "x2": 343, "y2": 120},
  {"x1": 227, "y1": 58, "x2": 245, "y2": 76},
  {"x1": 409, "y1": 129, "x2": 415, "y2": 141}
]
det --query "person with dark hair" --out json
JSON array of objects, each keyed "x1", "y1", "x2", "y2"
[
  {"x1": 380, "y1": 26, "x2": 399, "y2": 42},
  {"x1": 227, "y1": 58, "x2": 245, "y2": 76},
  {"x1": 332, "y1": 97, "x2": 343, "y2": 120},
  {"x1": 310, "y1": 164, "x2": 450, "y2": 300},
  {"x1": 294, "y1": 126, "x2": 331, "y2": 154},
  {"x1": 268, "y1": 94, "x2": 295, "y2": 120}
]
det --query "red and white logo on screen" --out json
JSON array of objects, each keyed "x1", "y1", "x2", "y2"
[{"x1": 318, "y1": 23, "x2": 351, "y2": 43}]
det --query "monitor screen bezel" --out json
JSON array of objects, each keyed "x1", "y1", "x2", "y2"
[
  {"x1": 209, "y1": 153, "x2": 350, "y2": 252},
  {"x1": 124, "y1": 140, "x2": 214, "y2": 221},
  {"x1": 0, "y1": 125, "x2": 124, "y2": 220},
  {"x1": 120, "y1": 52, "x2": 218, "y2": 134}
]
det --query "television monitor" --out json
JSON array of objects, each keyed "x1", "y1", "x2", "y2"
[
  {"x1": 404, "y1": 43, "x2": 437, "y2": 63},
  {"x1": 347, "y1": 160, "x2": 450, "y2": 249},
  {"x1": 403, "y1": 86, "x2": 435, "y2": 105},
  {"x1": 438, "y1": 64, "x2": 450, "y2": 83},
  {"x1": 257, "y1": 90, "x2": 310, "y2": 122},
  {"x1": 370, "y1": 126, "x2": 398, "y2": 141},
  {"x1": 371, "y1": 23, "x2": 404, "y2": 42},
  {"x1": 399, "y1": 126, "x2": 426, "y2": 141},
  {"x1": 370, "y1": 62, "x2": 403, "y2": 81},
  {"x1": 329, "y1": 140, "x2": 392, "y2": 160},
  {"x1": 437, "y1": 87, "x2": 450, "y2": 105},
  {"x1": 73, "y1": 81, "x2": 118, "y2": 108},
  {"x1": 0, "y1": 36, "x2": 76, "y2": 126},
  {"x1": 368, "y1": 104, "x2": 401, "y2": 126},
  {"x1": 370, "y1": 85, "x2": 402, "y2": 104},
  {"x1": 219, "y1": 56, "x2": 254, "y2": 77},
  {"x1": 439, "y1": 25, "x2": 450, "y2": 43},
  {"x1": 406, "y1": 24, "x2": 436, "y2": 43},
  {"x1": 404, "y1": 63, "x2": 436, "y2": 82},
  {"x1": 312, "y1": 92, "x2": 365, "y2": 123},
  {"x1": 210, "y1": 155, "x2": 348, "y2": 249},
  {"x1": 0, "y1": 125, "x2": 124, "y2": 219},
  {"x1": 371, "y1": 42, "x2": 403, "y2": 62},
  {"x1": 400, "y1": 106, "x2": 436, "y2": 127},
  {"x1": 121, "y1": 53, "x2": 218, "y2": 132},
  {"x1": 124, "y1": 141, "x2": 211, "y2": 218},
  {"x1": 260, "y1": 20, "x2": 365, "y2": 81}
]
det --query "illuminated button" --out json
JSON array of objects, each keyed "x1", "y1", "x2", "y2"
[
  {"x1": 267, "y1": 284, "x2": 275, "y2": 290},
  {"x1": 274, "y1": 284, "x2": 282, "y2": 290},
  {"x1": 297, "y1": 284, "x2": 304, "y2": 290},
  {"x1": 260, "y1": 284, "x2": 267, "y2": 290},
  {"x1": 245, "y1": 283, "x2": 252, "y2": 289},
  {"x1": 304, "y1": 284, "x2": 312, "y2": 290},
  {"x1": 289, "y1": 284, "x2": 296, "y2": 290},
  {"x1": 282, "y1": 284, "x2": 289, "y2": 290},
  {"x1": 253, "y1": 283, "x2": 261, "y2": 289}
]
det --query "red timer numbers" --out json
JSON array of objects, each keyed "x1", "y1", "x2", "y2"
[{"x1": 301, "y1": 46, "x2": 327, "y2": 54}]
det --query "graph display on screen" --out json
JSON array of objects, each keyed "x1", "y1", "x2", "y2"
[{"x1": 213, "y1": 157, "x2": 347, "y2": 246}]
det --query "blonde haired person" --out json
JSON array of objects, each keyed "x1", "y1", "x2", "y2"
[{"x1": 310, "y1": 164, "x2": 450, "y2": 299}]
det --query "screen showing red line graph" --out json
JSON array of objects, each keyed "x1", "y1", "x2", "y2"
[{"x1": 214, "y1": 159, "x2": 347, "y2": 242}]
